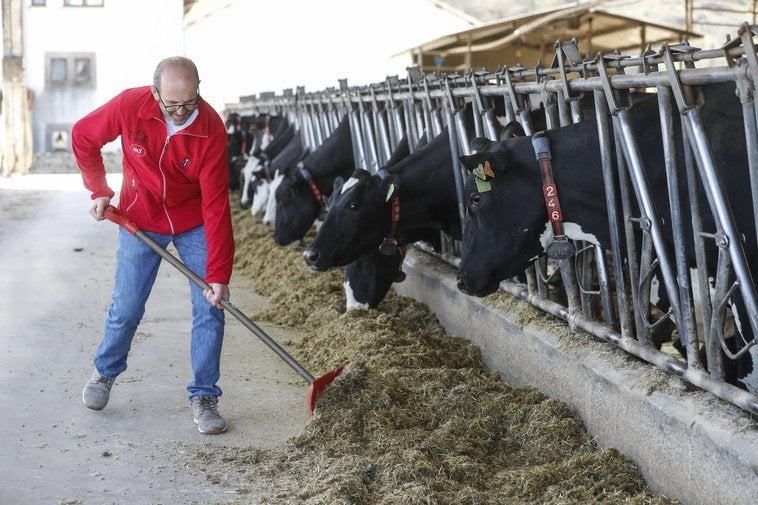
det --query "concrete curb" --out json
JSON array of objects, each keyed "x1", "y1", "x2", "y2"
[{"x1": 393, "y1": 248, "x2": 758, "y2": 505}]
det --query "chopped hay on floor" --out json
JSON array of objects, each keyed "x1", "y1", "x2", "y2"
[{"x1": 191, "y1": 208, "x2": 677, "y2": 505}]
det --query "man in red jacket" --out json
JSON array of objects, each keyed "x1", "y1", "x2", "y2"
[{"x1": 72, "y1": 56, "x2": 234, "y2": 434}]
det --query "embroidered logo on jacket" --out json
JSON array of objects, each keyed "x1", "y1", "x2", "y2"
[
  {"x1": 130, "y1": 144, "x2": 146, "y2": 157},
  {"x1": 128, "y1": 130, "x2": 148, "y2": 158}
]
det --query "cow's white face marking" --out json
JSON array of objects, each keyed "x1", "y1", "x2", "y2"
[
  {"x1": 240, "y1": 156, "x2": 261, "y2": 205},
  {"x1": 538, "y1": 221, "x2": 600, "y2": 251},
  {"x1": 343, "y1": 279, "x2": 369, "y2": 311},
  {"x1": 262, "y1": 171, "x2": 283, "y2": 225},
  {"x1": 260, "y1": 130, "x2": 273, "y2": 151},
  {"x1": 250, "y1": 181, "x2": 269, "y2": 216},
  {"x1": 340, "y1": 177, "x2": 360, "y2": 195}
]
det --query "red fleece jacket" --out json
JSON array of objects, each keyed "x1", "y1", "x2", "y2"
[{"x1": 72, "y1": 86, "x2": 234, "y2": 285}]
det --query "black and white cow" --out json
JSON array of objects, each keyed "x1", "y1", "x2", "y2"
[
  {"x1": 456, "y1": 82, "x2": 757, "y2": 393},
  {"x1": 303, "y1": 126, "x2": 461, "y2": 279},
  {"x1": 225, "y1": 112, "x2": 245, "y2": 190},
  {"x1": 303, "y1": 98, "x2": 527, "y2": 310},
  {"x1": 254, "y1": 131, "x2": 308, "y2": 227},
  {"x1": 273, "y1": 115, "x2": 355, "y2": 246},
  {"x1": 225, "y1": 113, "x2": 271, "y2": 191},
  {"x1": 239, "y1": 119, "x2": 294, "y2": 213}
]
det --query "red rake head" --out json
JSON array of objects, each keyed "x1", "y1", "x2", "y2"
[{"x1": 306, "y1": 365, "x2": 344, "y2": 417}]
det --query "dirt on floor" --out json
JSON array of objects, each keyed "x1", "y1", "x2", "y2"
[{"x1": 1, "y1": 152, "x2": 678, "y2": 505}]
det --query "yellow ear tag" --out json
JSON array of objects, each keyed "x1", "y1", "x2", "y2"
[
  {"x1": 385, "y1": 183, "x2": 395, "y2": 202},
  {"x1": 483, "y1": 160, "x2": 495, "y2": 178},
  {"x1": 475, "y1": 178, "x2": 492, "y2": 193}
]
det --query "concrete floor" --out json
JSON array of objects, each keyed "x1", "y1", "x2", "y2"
[{"x1": 0, "y1": 174, "x2": 308, "y2": 504}]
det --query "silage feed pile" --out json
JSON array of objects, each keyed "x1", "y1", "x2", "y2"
[{"x1": 194, "y1": 209, "x2": 677, "y2": 505}]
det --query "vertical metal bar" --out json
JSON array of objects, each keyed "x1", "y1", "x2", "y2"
[
  {"x1": 358, "y1": 91, "x2": 379, "y2": 173},
  {"x1": 656, "y1": 86, "x2": 701, "y2": 365},
  {"x1": 594, "y1": 89, "x2": 634, "y2": 339}
]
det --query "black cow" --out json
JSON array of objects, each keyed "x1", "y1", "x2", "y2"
[
  {"x1": 273, "y1": 115, "x2": 354, "y2": 246},
  {"x1": 456, "y1": 81, "x2": 757, "y2": 393},
  {"x1": 303, "y1": 126, "x2": 461, "y2": 276}
]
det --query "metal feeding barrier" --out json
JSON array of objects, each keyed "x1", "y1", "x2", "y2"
[{"x1": 227, "y1": 23, "x2": 758, "y2": 416}]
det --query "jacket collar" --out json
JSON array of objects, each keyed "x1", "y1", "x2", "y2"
[{"x1": 136, "y1": 86, "x2": 209, "y2": 136}]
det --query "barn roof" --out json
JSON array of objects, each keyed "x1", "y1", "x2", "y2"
[{"x1": 402, "y1": 3, "x2": 702, "y2": 73}]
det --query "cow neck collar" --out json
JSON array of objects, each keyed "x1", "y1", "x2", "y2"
[
  {"x1": 296, "y1": 161, "x2": 326, "y2": 209},
  {"x1": 531, "y1": 132, "x2": 575, "y2": 260},
  {"x1": 377, "y1": 167, "x2": 402, "y2": 255}
]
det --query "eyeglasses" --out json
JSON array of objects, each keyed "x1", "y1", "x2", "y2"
[{"x1": 156, "y1": 90, "x2": 201, "y2": 113}]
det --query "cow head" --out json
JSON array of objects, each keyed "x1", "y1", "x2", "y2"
[
  {"x1": 260, "y1": 134, "x2": 307, "y2": 227},
  {"x1": 343, "y1": 249, "x2": 406, "y2": 310},
  {"x1": 273, "y1": 160, "x2": 327, "y2": 245},
  {"x1": 239, "y1": 155, "x2": 264, "y2": 210},
  {"x1": 249, "y1": 175, "x2": 271, "y2": 216},
  {"x1": 303, "y1": 169, "x2": 392, "y2": 271},
  {"x1": 456, "y1": 136, "x2": 547, "y2": 296},
  {"x1": 272, "y1": 116, "x2": 354, "y2": 246}
]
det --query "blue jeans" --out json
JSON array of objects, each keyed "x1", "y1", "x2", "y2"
[{"x1": 93, "y1": 225, "x2": 225, "y2": 402}]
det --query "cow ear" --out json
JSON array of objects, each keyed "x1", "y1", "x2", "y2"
[
  {"x1": 459, "y1": 151, "x2": 507, "y2": 177},
  {"x1": 498, "y1": 120, "x2": 526, "y2": 140},
  {"x1": 469, "y1": 137, "x2": 492, "y2": 153},
  {"x1": 333, "y1": 176, "x2": 345, "y2": 194},
  {"x1": 378, "y1": 173, "x2": 397, "y2": 202}
]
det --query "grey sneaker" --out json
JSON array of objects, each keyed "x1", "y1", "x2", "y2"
[
  {"x1": 191, "y1": 396, "x2": 227, "y2": 434},
  {"x1": 82, "y1": 370, "x2": 115, "y2": 410}
]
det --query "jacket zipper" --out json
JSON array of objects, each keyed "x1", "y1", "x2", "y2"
[
  {"x1": 158, "y1": 135, "x2": 175, "y2": 234},
  {"x1": 125, "y1": 177, "x2": 139, "y2": 214}
]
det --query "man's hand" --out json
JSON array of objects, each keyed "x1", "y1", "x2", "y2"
[
  {"x1": 204, "y1": 283, "x2": 230, "y2": 309},
  {"x1": 89, "y1": 196, "x2": 112, "y2": 220}
]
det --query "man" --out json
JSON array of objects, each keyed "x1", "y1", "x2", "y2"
[{"x1": 72, "y1": 56, "x2": 234, "y2": 434}]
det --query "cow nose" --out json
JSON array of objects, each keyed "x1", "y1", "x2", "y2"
[
  {"x1": 456, "y1": 273, "x2": 473, "y2": 296},
  {"x1": 303, "y1": 248, "x2": 319, "y2": 268}
]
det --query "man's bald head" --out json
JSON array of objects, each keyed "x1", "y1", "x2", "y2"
[{"x1": 153, "y1": 56, "x2": 200, "y2": 92}]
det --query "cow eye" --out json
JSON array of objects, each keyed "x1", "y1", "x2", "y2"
[
  {"x1": 348, "y1": 200, "x2": 359, "y2": 211},
  {"x1": 468, "y1": 193, "x2": 482, "y2": 210}
]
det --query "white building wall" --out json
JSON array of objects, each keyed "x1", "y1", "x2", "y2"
[
  {"x1": 21, "y1": 0, "x2": 184, "y2": 153},
  {"x1": 183, "y1": 0, "x2": 478, "y2": 112}
]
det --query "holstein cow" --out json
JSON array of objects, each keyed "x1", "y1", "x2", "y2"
[
  {"x1": 239, "y1": 118, "x2": 294, "y2": 212},
  {"x1": 260, "y1": 131, "x2": 309, "y2": 224},
  {"x1": 225, "y1": 112, "x2": 245, "y2": 190},
  {"x1": 303, "y1": 100, "x2": 525, "y2": 310},
  {"x1": 237, "y1": 124, "x2": 273, "y2": 207},
  {"x1": 226, "y1": 112, "x2": 270, "y2": 190},
  {"x1": 339, "y1": 135, "x2": 430, "y2": 309},
  {"x1": 456, "y1": 82, "x2": 758, "y2": 393},
  {"x1": 273, "y1": 115, "x2": 355, "y2": 246},
  {"x1": 303, "y1": 127, "x2": 462, "y2": 306}
]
